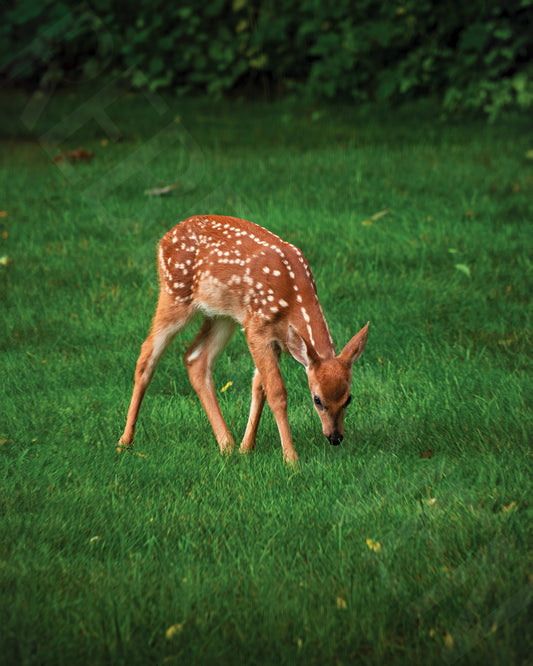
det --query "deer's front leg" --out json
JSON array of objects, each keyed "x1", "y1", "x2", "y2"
[{"x1": 246, "y1": 334, "x2": 298, "y2": 464}]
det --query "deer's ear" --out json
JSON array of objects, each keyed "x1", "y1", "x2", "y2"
[
  {"x1": 339, "y1": 322, "x2": 369, "y2": 365},
  {"x1": 287, "y1": 325, "x2": 319, "y2": 368}
]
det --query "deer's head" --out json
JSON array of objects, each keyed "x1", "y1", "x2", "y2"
[{"x1": 287, "y1": 322, "x2": 369, "y2": 446}]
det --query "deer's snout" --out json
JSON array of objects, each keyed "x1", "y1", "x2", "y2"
[{"x1": 327, "y1": 432, "x2": 344, "y2": 446}]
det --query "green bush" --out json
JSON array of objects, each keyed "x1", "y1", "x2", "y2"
[{"x1": 1, "y1": 0, "x2": 532, "y2": 117}]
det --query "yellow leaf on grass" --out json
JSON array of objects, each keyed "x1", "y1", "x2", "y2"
[
  {"x1": 444, "y1": 632, "x2": 454, "y2": 649},
  {"x1": 236, "y1": 18, "x2": 249, "y2": 33},
  {"x1": 0, "y1": 210, "x2": 7, "y2": 218},
  {"x1": 165, "y1": 624, "x2": 183, "y2": 639},
  {"x1": 220, "y1": 381, "x2": 233, "y2": 393},
  {"x1": 366, "y1": 538, "x2": 381, "y2": 552},
  {"x1": 336, "y1": 597, "x2": 347, "y2": 609}
]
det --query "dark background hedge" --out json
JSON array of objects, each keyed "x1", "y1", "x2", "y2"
[{"x1": 1, "y1": 0, "x2": 532, "y2": 117}]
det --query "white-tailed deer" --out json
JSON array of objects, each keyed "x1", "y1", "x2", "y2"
[{"x1": 118, "y1": 215, "x2": 368, "y2": 463}]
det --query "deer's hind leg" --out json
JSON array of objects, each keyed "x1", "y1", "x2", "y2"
[
  {"x1": 240, "y1": 368, "x2": 266, "y2": 454},
  {"x1": 119, "y1": 290, "x2": 193, "y2": 450},
  {"x1": 184, "y1": 316, "x2": 238, "y2": 453}
]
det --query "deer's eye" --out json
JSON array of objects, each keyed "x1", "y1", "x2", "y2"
[
  {"x1": 343, "y1": 395, "x2": 352, "y2": 408},
  {"x1": 313, "y1": 395, "x2": 323, "y2": 409}
]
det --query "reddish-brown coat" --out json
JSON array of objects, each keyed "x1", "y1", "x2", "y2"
[{"x1": 119, "y1": 215, "x2": 368, "y2": 463}]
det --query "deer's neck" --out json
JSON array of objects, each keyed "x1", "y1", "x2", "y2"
[{"x1": 279, "y1": 243, "x2": 336, "y2": 360}]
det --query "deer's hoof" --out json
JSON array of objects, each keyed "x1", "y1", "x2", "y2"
[{"x1": 117, "y1": 439, "x2": 132, "y2": 454}]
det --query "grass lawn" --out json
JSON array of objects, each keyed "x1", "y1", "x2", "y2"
[{"x1": 0, "y1": 87, "x2": 532, "y2": 665}]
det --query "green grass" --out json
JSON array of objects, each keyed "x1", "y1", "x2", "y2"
[{"x1": 0, "y1": 88, "x2": 532, "y2": 665}]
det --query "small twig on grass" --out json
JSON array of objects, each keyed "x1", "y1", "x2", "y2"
[
  {"x1": 371, "y1": 208, "x2": 389, "y2": 220},
  {"x1": 145, "y1": 183, "x2": 180, "y2": 196},
  {"x1": 361, "y1": 208, "x2": 389, "y2": 226}
]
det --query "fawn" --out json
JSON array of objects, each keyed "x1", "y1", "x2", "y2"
[{"x1": 118, "y1": 216, "x2": 368, "y2": 463}]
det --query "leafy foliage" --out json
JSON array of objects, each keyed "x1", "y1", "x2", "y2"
[{"x1": 1, "y1": 0, "x2": 532, "y2": 117}]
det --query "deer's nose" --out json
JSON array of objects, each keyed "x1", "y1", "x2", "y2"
[{"x1": 328, "y1": 433, "x2": 343, "y2": 446}]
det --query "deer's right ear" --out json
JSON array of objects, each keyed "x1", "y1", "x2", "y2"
[
  {"x1": 287, "y1": 325, "x2": 318, "y2": 368},
  {"x1": 339, "y1": 322, "x2": 369, "y2": 365}
]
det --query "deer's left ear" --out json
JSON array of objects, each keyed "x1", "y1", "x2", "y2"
[
  {"x1": 339, "y1": 322, "x2": 369, "y2": 365},
  {"x1": 287, "y1": 325, "x2": 320, "y2": 368}
]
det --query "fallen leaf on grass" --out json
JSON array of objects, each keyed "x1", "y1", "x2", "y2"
[
  {"x1": 503, "y1": 501, "x2": 517, "y2": 512},
  {"x1": 0, "y1": 210, "x2": 7, "y2": 218},
  {"x1": 419, "y1": 448, "x2": 433, "y2": 459},
  {"x1": 53, "y1": 148, "x2": 94, "y2": 164},
  {"x1": 455, "y1": 263, "x2": 471, "y2": 278},
  {"x1": 366, "y1": 538, "x2": 381, "y2": 552},
  {"x1": 165, "y1": 624, "x2": 184, "y2": 639},
  {"x1": 220, "y1": 381, "x2": 233, "y2": 393},
  {"x1": 336, "y1": 597, "x2": 347, "y2": 609},
  {"x1": 444, "y1": 632, "x2": 454, "y2": 649},
  {"x1": 0, "y1": 255, "x2": 11, "y2": 267}
]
